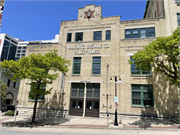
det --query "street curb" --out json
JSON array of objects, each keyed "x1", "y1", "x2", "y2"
[
  {"x1": 1, "y1": 124, "x2": 180, "y2": 131},
  {"x1": 44, "y1": 125, "x2": 180, "y2": 131}
]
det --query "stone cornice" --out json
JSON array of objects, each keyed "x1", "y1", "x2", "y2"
[
  {"x1": 120, "y1": 37, "x2": 156, "y2": 41},
  {"x1": 120, "y1": 17, "x2": 165, "y2": 24},
  {"x1": 120, "y1": 45, "x2": 147, "y2": 48},
  {"x1": 63, "y1": 23, "x2": 116, "y2": 28},
  {"x1": 66, "y1": 40, "x2": 111, "y2": 44},
  {"x1": 125, "y1": 49, "x2": 144, "y2": 52}
]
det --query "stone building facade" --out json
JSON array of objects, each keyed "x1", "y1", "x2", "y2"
[
  {"x1": 144, "y1": 0, "x2": 180, "y2": 36},
  {"x1": 16, "y1": 4, "x2": 179, "y2": 118}
]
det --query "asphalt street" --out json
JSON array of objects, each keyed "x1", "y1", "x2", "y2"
[{"x1": 0, "y1": 127, "x2": 179, "y2": 135}]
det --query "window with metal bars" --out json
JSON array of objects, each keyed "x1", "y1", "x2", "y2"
[
  {"x1": 72, "y1": 57, "x2": 81, "y2": 74},
  {"x1": 132, "y1": 84, "x2": 153, "y2": 107},
  {"x1": 92, "y1": 57, "x2": 101, "y2": 75}
]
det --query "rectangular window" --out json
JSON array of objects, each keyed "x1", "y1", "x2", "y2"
[
  {"x1": 87, "y1": 83, "x2": 93, "y2": 97},
  {"x1": 22, "y1": 50, "x2": 26, "y2": 53},
  {"x1": 13, "y1": 82, "x2": 16, "y2": 88},
  {"x1": 94, "y1": 83, "x2": 100, "y2": 98},
  {"x1": 67, "y1": 33, "x2": 72, "y2": 42},
  {"x1": 125, "y1": 30, "x2": 131, "y2": 39},
  {"x1": 7, "y1": 79, "x2": 10, "y2": 87},
  {"x1": 23, "y1": 47, "x2": 26, "y2": 49},
  {"x1": 93, "y1": 31, "x2": 102, "y2": 41},
  {"x1": 71, "y1": 83, "x2": 84, "y2": 97},
  {"x1": 29, "y1": 82, "x2": 46, "y2": 101},
  {"x1": 15, "y1": 57, "x2": 19, "y2": 61},
  {"x1": 106, "y1": 30, "x2": 111, "y2": 40},
  {"x1": 140, "y1": 28, "x2": 146, "y2": 38},
  {"x1": 125, "y1": 27, "x2": 155, "y2": 39},
  {"x1": 87, "y1": 83, "x2": 100, "y2": 98},
  {"x1": 72, "y1": 57, "x2": 81, "y2": 74},
  {"x1": 75, "y1": 32, "x2": 83, "y2": 42},
  {"x1": 147, "y1": 27, "x2": 155, "y2": 37},
  {"x1": 132, "y1": 29, "x2": 138, "y2": 38},
  {"x1": 130, "y1": 57, "x2": 151, "y2": 75},
  {"x1": 177, "y1": 13, "x2": 180, "y2": 26},
  {"x1": 132, "y1": 84, "x2": 153, "y2": 106},
  {"x1": 92, "y1": 57, "x2": 101, "y2": 75}
]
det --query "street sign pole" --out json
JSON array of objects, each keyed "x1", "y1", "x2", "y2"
[{"x1": 14, "y1": 101, "x2": 19, "y2": 124}]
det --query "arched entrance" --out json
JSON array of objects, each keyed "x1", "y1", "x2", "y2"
[{"x1": 4, "y1": 92, "x2": 14, "y2": 105}]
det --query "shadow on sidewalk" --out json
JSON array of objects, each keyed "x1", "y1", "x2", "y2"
[
  {"x1": 2, "y1": 117, "x2": 70, "y2": 128},
  {"x1": 127, "y1": 117, "x2": 176, "y2": 129}
]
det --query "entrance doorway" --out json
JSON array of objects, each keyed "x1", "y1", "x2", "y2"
[
  {"x1": 69, "y1": 83, "x2": 100, "y2": 117},
  {"x1": 69, "y1": 99, "x2": 83, "y2": 116},
  {"x1": 85, "y1": 99, "x2": 99, "y2": 117}
]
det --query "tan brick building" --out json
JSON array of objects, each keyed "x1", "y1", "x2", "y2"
[{"x1": 17, "y1": 4, "x2": 179, "y2": 118}]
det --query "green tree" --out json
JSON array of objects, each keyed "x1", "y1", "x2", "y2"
[
  {"x1": 129, "y1": 28, "x2": 180, "y2": 86},
  {"x1": 0, "y1": 50, "x2": 70, "y2": 123},
  {"x1": 0, "y1": 79, "x2": 8, "y2": 103}
]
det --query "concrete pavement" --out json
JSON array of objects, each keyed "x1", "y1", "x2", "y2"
[
  {"x1": 0, "y1": 112, "x2": 179, "y2": 130},
  {"x1": 1, "y1": 127, "x2": 180, "y2": 135}
]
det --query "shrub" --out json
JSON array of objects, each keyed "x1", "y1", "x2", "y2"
[{"x1": 5, "y1": 110, "x2": 15, "y2": 116}]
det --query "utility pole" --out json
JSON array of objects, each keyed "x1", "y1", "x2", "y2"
[
  {"x1": 114, "y1": 77, "x2": 118, "y2": 126},
  {"x1": 110, "y1": 76, "x2": 121, "y2": 126},
  {"x1": 106, "y1": 63, "x2": 109, "y2": 126}
]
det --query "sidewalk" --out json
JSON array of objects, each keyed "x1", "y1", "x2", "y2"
[{"x1": 0, "y1": 113, "x2": 179, "y2": 130}]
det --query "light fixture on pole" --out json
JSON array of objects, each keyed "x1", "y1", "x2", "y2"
[
  {"x1": 110, "y1": 77, "x2": 113, "y2": 83},
  {"x1": 118, "y1": 78, "x2": 122, "y2": 83},
  {"x1": 110, "y1": 75, "x2": 122, "y2": 126}
]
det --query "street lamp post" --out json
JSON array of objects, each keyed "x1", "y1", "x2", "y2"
[{"x1": 110, "y1": 76, "x2": 121, "y2": 126}]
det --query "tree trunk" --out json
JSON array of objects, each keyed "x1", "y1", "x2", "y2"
[
  {"x1": 31, "y1": 94, "x2": 39, "y2": 123},
  {"x1": 31, "y1": 84, "x2": 40, "y2": 123}
]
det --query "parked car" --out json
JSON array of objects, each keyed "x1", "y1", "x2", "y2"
[{"x1": 1, "y1": 105, "x2": 15, "y2": 112}]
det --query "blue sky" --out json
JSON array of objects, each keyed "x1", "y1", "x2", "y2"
[{"x1": 1, "y1": 1, "x2": 146, "y2": 41}]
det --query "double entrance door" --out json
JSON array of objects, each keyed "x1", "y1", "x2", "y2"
[
  {"x1": 69, "y1": 98, "x2": 100, "y2": 117},
  {"x1": 69, "y1": 83, "x2": 100, "y2": 117}
]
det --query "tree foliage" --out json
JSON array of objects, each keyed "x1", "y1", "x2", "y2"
[
  {"x1": 0, "y1": 79, "x2": 8, "y2": 102},
  {"x1": 0, "y1": 49, "x2": 70, "y2": 123},
  {"x1": 129, "y1": 27, "x2": 180, "y2": 86}
]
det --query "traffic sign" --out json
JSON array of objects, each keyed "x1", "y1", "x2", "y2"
[{"x1": 114, "y1": 97, "x2": 118, "y2": 103}]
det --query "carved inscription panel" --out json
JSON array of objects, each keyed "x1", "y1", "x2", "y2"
[{"x1": 68, "y1": 44, "x2": 109, "y2": 55}]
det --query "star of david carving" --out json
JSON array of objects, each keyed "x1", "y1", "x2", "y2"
[{"x1": 84, "y1": 9, "x2": 95, "y2": 20}]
